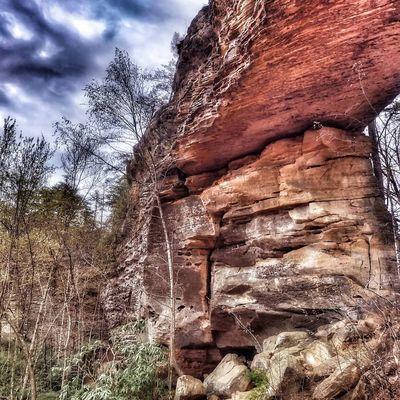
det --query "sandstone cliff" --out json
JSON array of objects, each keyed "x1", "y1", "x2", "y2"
[{"x1": 104, "y1": 0, "x2": 400, "y2": 388}]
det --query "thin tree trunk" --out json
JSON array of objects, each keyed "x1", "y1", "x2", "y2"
[
  {"x1": 155, "y1": 194, "x2": 179, "y2": 392},
  {"x1": 9, "y1": 340, "x2": 17, "y2": 400},
  {"x1": 61, "y1": 311, "x2": 72, "y2": 389},
  {"x1": 6, "y1": 317, "x2": 37, "y2": 400},
  {"x1": 389, "y1": 195, "x2": 400, "y2": 276},
  {"x1": 20, "y1": 264, "x2": 54, "y2": 397},
  {"x1": 368, "y1": 120, "x2": 385, "y2": 196}
]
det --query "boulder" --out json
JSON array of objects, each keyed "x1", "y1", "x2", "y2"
[
  {"x1": 175, "y1": 375, "x2": 207, "y2": 400},
  {"x1": 204, "y1": 354, "x2": 251, "y2": 398},
  {"x1": 274, "y1": 331, "x2": 310, "y2": 352},
  {"x1": 251, "y1": 349, "x2": 305, "y2": 399},
  {"x1": 257, "y1": 331, "x2": 310, "y2": 359},
  {"x1": 230, "y1": 392, "x2": 253, "y2": 400},
  {"x1": 262, "y1": 335, "x2": 278, "y2": 354},
  {"x1": 313, "y1": 361, "x2": 361, "y2": 400},
  {"x1": 252, "y1": 331, "x2": 310, "y2": 371},
  {"x1": 251, "y1": 352, "x2": 271, "y2": 372},
  {"x1": 262, "y1": 352, "x2": 304, "y2": 399},
  {"x1": 301, "y1": 341, "x2": 333, "y2": 369}
]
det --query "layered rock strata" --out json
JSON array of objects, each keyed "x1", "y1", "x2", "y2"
[{"x1": 104, "y1": 0, "x2": 400, "y2": 381}]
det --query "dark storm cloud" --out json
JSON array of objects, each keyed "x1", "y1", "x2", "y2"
[
  {"x1": 0, "y1": 0, "x2": 106, "y2": 109},
  {"x1": 0, "y1": 13, "x2": 11, "y2": 38},
  {"x1": 0, "y1": 0, "x2": 205, "y2": 141},
  {"x1": 0, "y1": 0, "x2": 186, "y2": 110},
  {"x1": 0, "y1": 89, "x2": 11, "y2": 106},
  {"x1": 77, "y1": 0, "x2": 183, "y2": 49}
]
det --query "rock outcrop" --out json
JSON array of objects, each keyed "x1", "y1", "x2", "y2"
[
  {"x1": 178, "y1": 315, "x2": 400, "y2": 399},
  {"x1": 173, "y1": 0, "x2": 400, "y2": 174},
  {"x1": 103, "y1": 0, "x2": 400, "y2": 392}
]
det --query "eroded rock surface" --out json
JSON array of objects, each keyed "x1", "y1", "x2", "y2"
[
  {"x1": 175, "y1": 375, "x2": 207, "y2": 400},
  {"x1": 180, "y1": 316, "x2": 399, "y2": 399},
  {"x1": 204, "y1": 354, "x2": 251, "y2": 398},
  {"x1": 174, "y1": 0, "x2": 400, "y2": 174},
  {"x1": 103, "y1": 0, "x2": 400, "y2": 389}
]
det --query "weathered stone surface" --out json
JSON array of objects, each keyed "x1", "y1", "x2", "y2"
[
  {"x1": 263, "y1": 352, "x2": 304, "y2": 399},
  {"x1": 250, "y1": 332, "x2": 311, "y2": 398},
  {"x1": 202, "y1": 128, "x2": 396, "y2": 350},
  {"x1": 176, "y1": 348, "x2": 223, "y2": 379},
  {"x1": 201, "y1": 129, "x2": 374, "y2": 215},
  {"x1": 204, "y1": 354, "x2": 251, "y2": 398},
  {"x1": 312, "y1": 361, "x2": 361, "y2": 400},
  {"x1": 230, "y1": 392, "x2": 252, "y2": 400},
  {"x1": 301, "y1": 341, "x2": 333, "y2": 370},
  {"x1": 104, "y1": 0, "x2": 400, "y2": 386},
  {"x1": 173, "y1": 314, "x2": 399, "y2": 399},
  {"x1": 174, "y1": 1, "x2": 400, "y2": 174},
  {"x1": 175, "y1": 375, "x2": 207, "y2": 400}
]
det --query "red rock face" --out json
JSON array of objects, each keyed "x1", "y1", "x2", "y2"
[
  {"x1": 174, "y1": 0, "x2": 400, "y2": 174},
  {"x1": 203, "y1": 128, "x2": 396, "y2": 350},
  {"x1": 104, "y1": 0, "x2": 400, "y2": 377}
]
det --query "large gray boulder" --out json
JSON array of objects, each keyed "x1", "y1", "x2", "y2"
[
  {"x1": 204, "y1": 354, "x2": 251, "y2": 398},
  {"x1": 175, "y1": 375, "x2": 207, "y2": 400}
]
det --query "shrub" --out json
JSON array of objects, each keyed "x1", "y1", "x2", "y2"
[
  {"x1": 38, "y1": 393, "x2": 59, "y2": 400},
  {"x1": 0, "y1": 347, "x2": 24, "y2": 397},
  {"x1": 59, "y1": 322, "x2": 168, "y2": 400},
  {"x1": 247, "y1": 369, "x2": 269, "y2": 400}
]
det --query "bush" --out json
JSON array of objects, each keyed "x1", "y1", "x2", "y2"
[
  {"x1": 59, "y1": 322, "x2": 168, "y2": 400},
  {"x1": 0, "y1": 347, "x2": 24, "y2": 397},
  {"x1": 0, "y1": 344, "x2": 60, "y2": 399},
  {"x1": 38, "y1": 393, "x2": 59, "y2": 400},
  {"x1": 247, "y1": 369, "x2": 269, "y2": 400}
]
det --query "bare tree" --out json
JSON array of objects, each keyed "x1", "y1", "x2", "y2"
[
  {"x1": 0, "y1": 118, "x2": 18, "y2": 192},
  {"x1": 82, "y1": 48, "x2": 181, "y2": 389},
  {"x1": 84, "y1": 48, "x2": 170, "y2": 160},
  {"x1": 0, "y1": 118, "x2": 52, "y2": 400},
  {"x1": 370, "y1": 100, "x2": 400, "y2": 271}
]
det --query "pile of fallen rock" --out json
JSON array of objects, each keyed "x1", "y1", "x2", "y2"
[{"x1": 174, "y1": 315, "x2": 399, "y2": 400}]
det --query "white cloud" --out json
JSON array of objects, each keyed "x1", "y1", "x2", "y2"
[
  {"x1": 45, "y1": 4, "x2": 106, "y2": 40},
  {"x1": 170, "y1": 0, "x2": 208, "y2": 20},
  {"x1": 116, "y1": 0, "x2": 206, "y2": 68},
  {"x1": 2, "y1": 12, "x2": 33, "y2": 40},
  {"x1": 38, "y1": 40, "x2": 59, "y2": 59},
  {"x1": 3, "y1": 0, "x2": 207, "y2": 141},
  {"x1": 2, "y1": 82, "x2": 31, "y2": 104}
]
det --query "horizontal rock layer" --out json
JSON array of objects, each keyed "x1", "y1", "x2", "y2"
[
  {"x1": 174, "y1": 0, "x2": 400, "y2": 174},
  {"x1": 177, "y1": 128, "x2": 396, "y2": 357}
]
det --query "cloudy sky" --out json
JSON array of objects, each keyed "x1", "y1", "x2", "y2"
[{"x1": 0, "y1": 0, "x2": 206, "y2": 139}]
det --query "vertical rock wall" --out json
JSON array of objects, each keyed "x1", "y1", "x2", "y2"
[{"x1": 104, "y1": 0, "x2": 400, "y2": 376}]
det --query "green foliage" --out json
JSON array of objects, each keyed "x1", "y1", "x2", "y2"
[
  {"x1": 59, "y1": 323, "x2": 168, "y2": 400},
  {"x1": 0, "y1": 344, "x2": 61, "y2": 399},
  {"x1": 34, "y1": 183, "x2": 94, "y2": 227},
  {"x1": 0, "y1": 347, "x2": 24, "y2": 396},
  {"x1": 32, "y1": 345, "x2": 63, "y2": 394},
  {"x1": 38, "y1": 393, "x2": 59, "y2": 400},
  {"x1": 247, "y1": 369, "x2": 269, "y2": 400}
]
